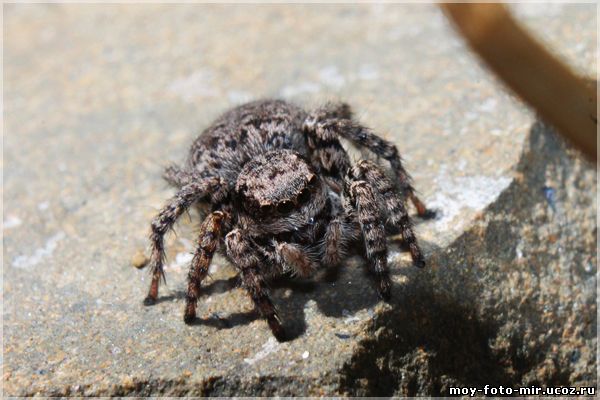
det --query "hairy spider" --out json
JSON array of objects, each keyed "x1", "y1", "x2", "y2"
[{"x1": 141, "y1": 99, "x2": 434, "y2": 340}]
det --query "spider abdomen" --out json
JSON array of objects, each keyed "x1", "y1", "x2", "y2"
[{"x1": 185, "y1": 100, "x2": 310, "y2": 183}]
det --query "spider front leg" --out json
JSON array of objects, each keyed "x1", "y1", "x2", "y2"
[
  {"x1": 225, "y1": 230, "x2": 285, "y2": 340},
  {"x1": 306, "y1": 104, "x2": 435, "y2": 218},
  {"x1": 353, "y1": 159, "x2": 425, "y2": 268},
  {"x1": 143, "y1": 177, "x2": 224, "y2": 305},
  {"x1": 323, "y1": 218, "x2": 344, "y2": 267},
  {"x1": 183, "y1": 211, "x2": 228, "y2": 323},
  {"x1": 347, "y1": 179, "x2": 392, "y2": 300},
  {"x1": 323, "y1": 216, "x2": 357, "y2": 267},
  {"x1": 163, "y1": 164, "x2": 192, "y2": 187},
  {"x1": 274, "y1": 241, "x2": 316, "y2": 278}
]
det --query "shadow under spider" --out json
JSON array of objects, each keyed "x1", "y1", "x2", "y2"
[
  {"x1": 152, "y1": 208, "x2": 442, "y2": 337},
  {"x1": 187, "y1": 310, "x2": 259, "y2": 329},
  {"x1": 176, "y1": 237, "x2": 443, "y2": 342},
  {"x1": 149, "y1": 276, "x2": 240, "y2": 305}
]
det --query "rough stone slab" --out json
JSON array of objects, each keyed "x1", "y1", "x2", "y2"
[{"x1": 3, "y1": 4, "x2": 596, "y2": 396}]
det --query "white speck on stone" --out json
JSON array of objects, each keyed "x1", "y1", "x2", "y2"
[
  {"x1": 573, "y1": 42, "x2": 586, "y2": 53},
  {"x1": 280, "y1": 81, "x2": 320, "y2": 98},
  {"x1": 358, "y1": 64, "x2": 379, "y2": 81},
  {"x1": 168, "y1": 70, "x2": 219, "y2": 102},
  {"x1": 342, "y1": 309, "x2": 361, "y2": 324},
  {"x1": 302, "y1": 351, "x2": 309, "y2": 359},
  {"x1": 166, "y1": 252, "x2": 193, "y2": 272},
  {"x1": 318, "y1": 65, "x2": 346, "y2": 88},
  {"x1": 208, "y1": 260, "x2": 222, "y2": 273},
  {"x1": 303, "y1": 299, "x2": 317, "y2": 315},
  {"x1": 3, "y1": 215, "x2": 22, "y2": 229},
  {"x1": 464, "y1": 111, "x2": 478, "y2": 122},
  {"x1": 227, "y1": 90, "x2": 253, "y2": 104},
  {"x1": 427, "y1": 168, "x2": 512, "y2": 231},
  {"x1": 12, "y1": 231, "x2": 66, "y2": 269},
  {"x1": 516, "y1": 239, "x2": 524, "y2": 259},
  {"x1": 244, "y1": 337, "x2": 280, "y2": 365},
  {"x1": 478, "y1": 98, "x2": 497, "y2": 113},
  {"x1": 58, "y1": 163, "x2": 67, "y2": 172},
  {"x1": 38, "y1": 201, "x2": 50, "y2": 211},
  {"x1": 176, "y1": 252, "x2": 193, "y2": 265}
]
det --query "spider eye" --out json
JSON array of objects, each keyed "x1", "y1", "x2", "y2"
[
  {"x1": 277, "y1": 201, "x2": 294, "y2": 214},
  {"x1": 297, "y1": 188, "x2": 311, "y2": 205}
]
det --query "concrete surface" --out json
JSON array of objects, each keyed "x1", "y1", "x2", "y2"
[{"x1": 3, "y1": 3, "x2": 596, "y2": 396}]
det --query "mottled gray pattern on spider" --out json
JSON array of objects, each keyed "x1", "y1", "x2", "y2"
[{"x1": 142, "y1": 99, "x2": 434, "y2": 340}]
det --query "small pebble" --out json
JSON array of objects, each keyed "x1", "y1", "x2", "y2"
[
  {"x1": 542, "y1": 186, "x2": 557, "y2": 212},
  {"x1": 335, "y1": 333, "x2": 351, "y2": 339},
  {"x1": 302, "y1": 351, "x2": 309, "y2": 359},
  {"x1": 131, "y1": 250, "x2": 149, "y2": 269},
  {"x1": 570, "y1": 349, "x2": 581, "y2": 363}
]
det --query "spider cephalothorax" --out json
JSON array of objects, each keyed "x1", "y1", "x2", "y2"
[
  {"x1": 235, "y1": 149, "x2": 324, "y2": 232},
  {"x1": 141, "y1": 99, "x2": 434, "y2": 340}
]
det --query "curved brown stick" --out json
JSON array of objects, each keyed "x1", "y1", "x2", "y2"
[{"x1": 441, "y1": 3, "x2": 597, "y2": 161}]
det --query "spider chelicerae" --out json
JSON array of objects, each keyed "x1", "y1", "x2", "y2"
[{"x1": 141, "y1": 99, "x2": 434, "y2": 340}]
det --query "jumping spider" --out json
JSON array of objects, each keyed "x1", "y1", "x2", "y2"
[{"x1": 142, "y1": 99, "x2": 434, "y2": 340}]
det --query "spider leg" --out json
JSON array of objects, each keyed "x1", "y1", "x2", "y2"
[
  {"x1": 322, "y1": 217, "x2": 356, "y2": 267},
  {"x1": 303, "y1": 110, "x2": 352, "y2": 191},
  {"x1": 353, "y1": 159, "x2": 425, "y2": 268},
  {"x1": 347, "y1": 179, "x2": 392, "y2": 301},
  {"x1": 163, "y1": 164, "x2": 192, "y2": 187},
  {"x1": 144, "y1": 177, "x2": 224, "y2": 305},
  {"x1": 274, "y1": 241, "x2": 316, "y2": 278},
  {"x1": 314, "y1": 101, "x2": 354, "y2": 120},
  {"x1": 305, "y1": 106, "x2": 434, "y2": 218},
  {"x1": 183, "y1": 211, "x2": 227, "y2": 323},
  {"x1": 225, "y1": 229, "x2": 285, "y2": 340}
]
